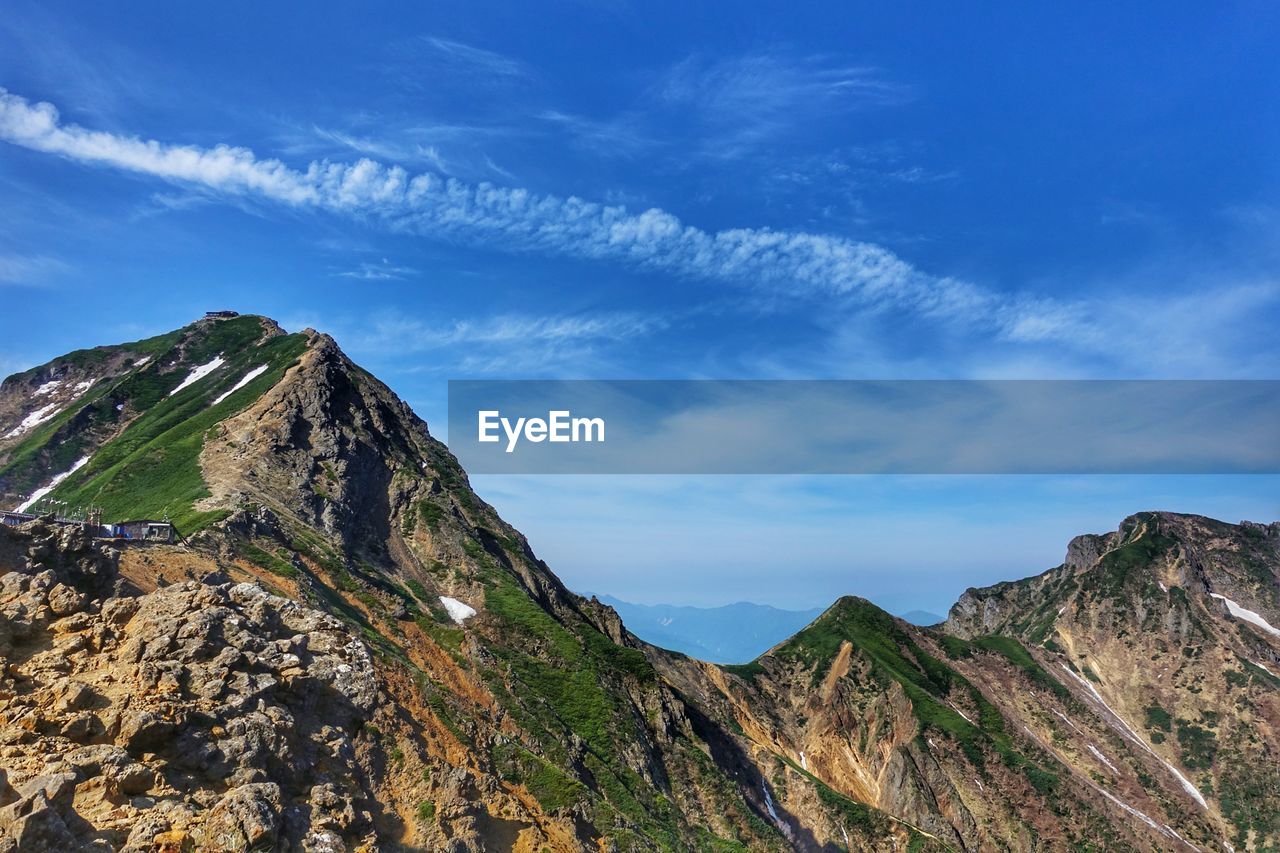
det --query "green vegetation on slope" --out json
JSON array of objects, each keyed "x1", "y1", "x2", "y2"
[
  {"x1": 1081, "y1": 515, "x2": 1176, "y2": 601},
  {"x1": 768, "y1": 597, "x2": 1061, "y2": 792},
  {"x1": 939, "y1": 634, "x2": 1072, "y2": 701},
  {"x1": 480, "y1": 572, "x2": 728, "y2": 849},
  {"x1": 0, "y1": 329, "x2": 183, "y2": 498},
  {"x1": 51, "y1": 320, "x2": 307, "y2": 532}
]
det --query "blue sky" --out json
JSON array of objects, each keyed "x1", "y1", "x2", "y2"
[{"x1": 2, "y1": 2, "x2": 1278, "y2": 614}]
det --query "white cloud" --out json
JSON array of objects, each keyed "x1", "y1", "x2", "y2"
[
  {"x1": 328, "y1": 311, "x2": 669, "y2": 377},
  {"x1": 537, "y1": 109, "x2": 657, "y2": 158},
  {"x1": 0, "y1": 87, "x2": 1219, "y2": 366},
  {"x1": 0, "y1": 253, "x2": 69, "y2": 286},
  {"x1": 358, "y1": 311, "x2": 664, "y2": 351},
  {"x1": 311, "y1": 126, "x2": 450, "y2": 172},
  {"x1": 657, "y1": 53, "x2": 911, "y2": 118},
  {"x1": 422, "y1": 37, "x2": 530, "y2": 79},
  {"x1": 334, "y1": 259, "x2": 418, "y2": 281},
  {"x1": 652, "y1": 54, "x2": 913, "y2": 156}
]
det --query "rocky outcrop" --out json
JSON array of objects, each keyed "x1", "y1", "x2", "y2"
[
  {"x1": 0, "y1": 521, "x2": 380, "y2": 851},
  {"x1": 7, "y1": 317, "x2": 1280, "y2": 851}
]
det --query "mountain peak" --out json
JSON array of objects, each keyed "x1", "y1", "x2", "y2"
[{"x1": 6, "y1": 322, "x2": 1280, "y2": 850}]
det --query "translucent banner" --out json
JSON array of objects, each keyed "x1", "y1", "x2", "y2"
[{"x1": 447, "y1": 380, "x2": 1280, "y2": 474}]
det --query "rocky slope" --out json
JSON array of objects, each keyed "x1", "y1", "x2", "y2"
[
  {"x1": 0, "y1": 317, "x2": 915, "y2": 850},
  {"x1": 1, "y1": 316, "x2": 1276, "y2": 851},
  {"x1": 945, "y1": 512, "x2": 1280, "y2": 851},
  {"x1": 0, "y1": 520, "x2": 379, "y2": 851}
]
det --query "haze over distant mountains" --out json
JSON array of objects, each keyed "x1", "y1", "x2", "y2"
[
  {"x1": 4, "y1": 315, "x2": 1280, "y2": 850},
  {"x1": 587, "y1": 595, "x2": 822, "y2": 663},
  {"x1": 593, "y1": 594, "x2": 943, "y2": 663}
]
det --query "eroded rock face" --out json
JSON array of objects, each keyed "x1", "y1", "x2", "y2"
[{"x1": 0, "y1": 522, "x2": 379, "y2": 851}]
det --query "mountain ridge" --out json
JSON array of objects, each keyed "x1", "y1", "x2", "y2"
[
  {"x1": 1, "y1": 315, "x2": 1277, "y2": 851},
  {"x1": 586, "y1": 594, "x2": 824, "y2": 664}
]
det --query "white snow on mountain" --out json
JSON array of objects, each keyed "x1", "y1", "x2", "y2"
[
  {"x1": 212, "y1": 364, "x2": 268, "y2": 406},
  {"x1": 4, "y1": 402, "x2": 60, "y2": 439},
  {"x1": 1058, "y1": 662, "x2": 1207, "y2": 809},
  {"x1": 439, "y1": 596, "x2": 477, "y2": 624},
  {"x1": 17, "y1": 455, "x2": 91, "y2": 512},
  {"x1": 168, "y1": 355, "x2": 225, "y2": 397},
  {"x1": 1087, "y1": 743, "x2": 1118, "y2": 774},
  {"x1": 1210, "y1": 593, "x2": 1280, "y2": 638}
]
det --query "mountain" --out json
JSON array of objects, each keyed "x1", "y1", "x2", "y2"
[
  {"x1": 897, "y1": 610, "x2": 945, "y2": 626},
  {"x1": 589, "y1": 595, "x2": 823, "y2": 664},
  {"x1": 0, "y1": 315, "x2": 920, "y2": 851},
  {"x1": 656, "y1": 512, "x2": 1280, "y2": 851},
  {"x1": 1, "y1": 315, "x2": 1277, "y2": 851},
  {"x1": 945, "y1": 511, "x2": 1280, "y2": 849}
]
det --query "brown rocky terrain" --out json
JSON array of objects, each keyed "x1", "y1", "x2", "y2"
[
  {"x1": 0, "y1": 520, "x2": 383, "y2": 851},
  {"x1": 1, "y1": 315, "x2": 1277, "y2": 851}
]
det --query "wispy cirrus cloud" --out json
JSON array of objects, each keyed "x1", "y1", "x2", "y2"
[
  {"x1": 538, "y1": 53, "x2": 915, "y2": 163},
  {"x1": 335, "y1": 311, "x2": 669, "y2": 376},
  {"x1": 311, "y1": 127, "x2": 450, "y2": 173},
  {"x1": 420, "y1": 36, "x2": 532, "y2": 80},
  {"x1": 404, "y1": 312, "x2": 666, "y2": 348},
  {"x1": 660, "y1": 53, "x2": 911, "y2": 121},
  {"x1": 0, "y1": 252, "x2": 70, "y2": 286},
  {"x1": 13, "y1": 85, "x2": 1263, "y2": 375},
  {"x1": 334, "y1": 258, "x2": 418, "y2": 281},
  {"x1": 536, "y1": 109, "x2": 657, "y2": 158},
  {"x1": 653, "y1": 54, "x2": 913, "y2": 156}
]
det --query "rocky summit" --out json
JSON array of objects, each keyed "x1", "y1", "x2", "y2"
[{"x1": 0, "y1": 315, "x2": 1277, "y2": 851}]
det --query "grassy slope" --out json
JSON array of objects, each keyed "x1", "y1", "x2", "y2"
[
  {"x1": 33, "y1": 317, "x2": 307, "y2": 533},
  {"x1": 0, "y1": 328, "x2": 182, "y2": 496},
  {"x1": 749, "y1": 597, "x2": 1064, "y2": 792}
]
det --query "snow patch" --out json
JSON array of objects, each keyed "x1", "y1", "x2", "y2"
[
  {"x1": 1053, "y1": 709, "x2": 1083, "y2": 733},
  {"x1": 799, "y1": 751, "x2": 807, "y2": 770},
  {"x1": 212, "y1": 364, "x2": 269, "y2": 406},
  {"x1": 33, "y1": 380, "x2": 61, "y2": 396},
  {"x1": 133, "y1": 356, "x2": 151, "y2": 368},
  {"x1": 1094, "y1": 787, "x2": 1194, "y2": 849},
  {"x1": 1087, "y1": 744, "x2": 1118, "y2": 774},
  {"x1": 439, "y1": 596, "x2": 476, "y2": 624},
  {"x1": 1158, "y1": 581, "x2": 1168, "y2": 593},
  {"x1": 4, "y1": 402, "x2": 61, "y2": 438},
  {"x1": 761, "y1": 783, "x2": 792, "y2": 839},
  {"x1": 72, "y1": 379, "x2": 95, "y2": 393},
  {"x1": 16, "y1": 455, "x2": 91, "y2": 512},
  {"x1": 1059, "y1": 663, "x2": 1207, "y2": 809},
  {"x1": 1210, "y1": 593, "x2": 1280, "y2": 639},
  {"x1": 1251, "y1": 660, "x2": 1275, "y2": 676},
  {"x1": 762, "y1": 785, "x2": 779, "y2": 822},
  {"x1": 168, "y1": 355, "x2": 225, "y2": 396},
  {"x1": 1058, "y1": 605, "x2": 1066, "y2": 616}
]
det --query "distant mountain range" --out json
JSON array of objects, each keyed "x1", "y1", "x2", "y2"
[
  {"x1": 4, "y1": 315, "x2": 1279, "y2": 850},
  {"x1": 898, "y1": 609, "x2": 946, "y2": 626},
  {"x1": 588, "y1": 595, "x2": 823, "y2": 663},
  {"x1": 591, "y1": 595, "x2": 945, "y2": 663}
]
